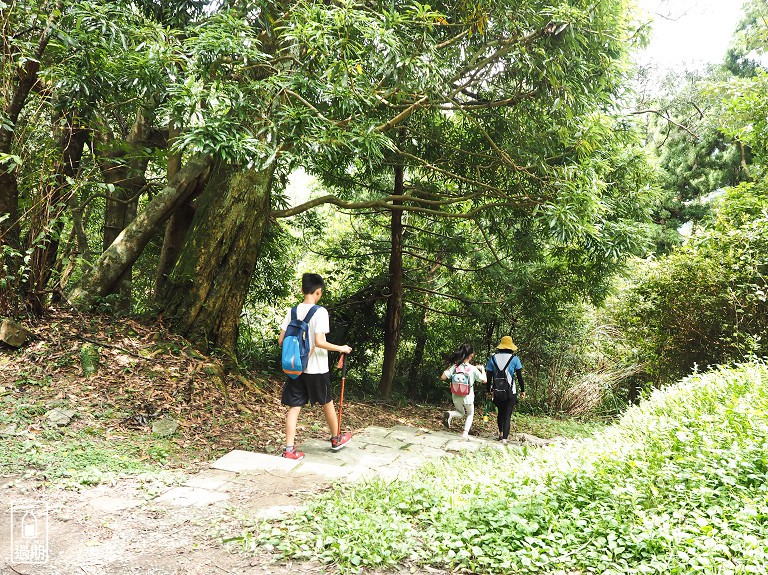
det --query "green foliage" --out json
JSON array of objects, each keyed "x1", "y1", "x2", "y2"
[
  {"x1": 636, "y1": 68, "x2": 750, "y2": 255},
  {"x1": 611, "y1": 182, "x2": 768, "y2": 384},
  {"x1": 253, "y1": 362, "x2": 768, "y2": 573},
  {"x1": 79, "y1": 342, "x2": 100, "y2": 377}
]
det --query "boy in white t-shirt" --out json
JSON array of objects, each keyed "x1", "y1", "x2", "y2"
[{"x1": 278, "y1": 273, "x2": 353, "y2": 460}]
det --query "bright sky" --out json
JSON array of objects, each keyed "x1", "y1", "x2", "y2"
[{"x1": 635, "y1": 0, "x2": 746, "y2": 69}]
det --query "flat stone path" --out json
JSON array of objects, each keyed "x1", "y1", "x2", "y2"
[{"x1": 156, "y1": 425, "x2": 500, "y2": 513}]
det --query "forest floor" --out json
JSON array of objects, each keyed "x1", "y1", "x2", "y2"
[{"x1": 0, "y1": 309, "x2": 594, "y2": 574}]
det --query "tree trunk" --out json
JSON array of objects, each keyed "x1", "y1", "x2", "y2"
[
  {"x1": 407, "y1": 259, "x2": 440, "y2": 398},
  {"x1": 24, "y1": 117, "x2": 88, "y2": 312},
  {"x1": 68, "y1": 156, "x2": 212, "y2": 306},
  {"x1": 97, "y1": 111, "x2": 156, "y2": 310},
  {"x1": 1, "y1": 65, "x2": 39, "y2": 248},
  {"x1": 155, "y1": 199, "x2": 197, "y2": 297},
  {"x1": 408, "y1": 321, "x2": 428, "y2": 400},
  {"x1": 1, "y1": 59, "x2": 39, "y2": 250},
  {"x1": 155, "y1": 123, "x2": 196, "y2": 297},
  {"x1": 158, "y1": 164, "x2": 275, "y2": 353},
  {"x1": 0, "y1": 162, "x2": 20, "y2": 249},
  {"x1": 0, "y1": 4, "x2": 59, "y2": 250},
  {"x1": 379, "y1": 165, "x2": 405, "y2": 398}
]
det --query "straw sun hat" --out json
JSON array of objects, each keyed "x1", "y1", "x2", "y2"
[{"x1": 497, "y1": 336, "x2": 518, "y2": 351}]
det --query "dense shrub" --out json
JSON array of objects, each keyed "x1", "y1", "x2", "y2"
[{"x1": 610, "y1": 183, "x2": 768, "y2": 384}]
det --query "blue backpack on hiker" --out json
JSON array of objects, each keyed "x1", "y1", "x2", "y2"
[{"x1": 282, "y1": 305, "x2": 319, "y2": 379}]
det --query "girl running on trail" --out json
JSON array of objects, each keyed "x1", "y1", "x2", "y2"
[{"x1": 441, "y1": 343, "x2": 487, "y2": 439}]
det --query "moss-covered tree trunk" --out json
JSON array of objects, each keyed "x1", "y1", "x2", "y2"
[
  {"x1": 158, "y1": 164, "x2": 275, "y2": 353},
  {"x1": 379, "y1": 165, "x2": 405, "y2": 398}
]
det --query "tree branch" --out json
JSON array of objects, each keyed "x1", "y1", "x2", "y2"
[
  {"x1": 453, "y1": 98, "x2": 542, "y2": 181},
  {"x1": 476, "y1": 219, "x2": 515, "y2": 272},
  {"x1": 375, "y1": 95, "x2": 429, "y2": 132},
  {"x1": 628, "y1": 109, "x2": 699, "y2": 140},
  {"x1": 404, "y1": 299, "x2": 472, "y2": 318},
  {"x1": 271, "y1": 192, "x2": 534, "y2": 219},
  {"x1": 403, "y1": 283, "x2": 492, "y2": 305}
]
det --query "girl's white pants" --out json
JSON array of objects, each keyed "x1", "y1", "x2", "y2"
[{"x1": 448, "y1": 396, "x2": 474, "y2": 435}]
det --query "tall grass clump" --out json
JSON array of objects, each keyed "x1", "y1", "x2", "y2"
[{"x1": 253, "y1": 362, "x2": 768, "y2": 574}]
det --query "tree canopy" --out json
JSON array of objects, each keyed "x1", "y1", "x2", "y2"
[{"x1": 3, "y1": 0, "x2": 765, "y2": 405}]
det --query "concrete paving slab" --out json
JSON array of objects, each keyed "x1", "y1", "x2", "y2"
[
  {"x1": 210, "y1": 449, "x2": 300, "y2": 473},
  {"x1": 299, "y1": 439, "x2": 365, "y2": 461},
  {"x1": 399, "y1": 444, "x2": 447, "y2": 458},
  {"x1": 359, "y1": 442, "x2": 405, "y2": 455},
  {"x1": 387, "y1": 426, "x2": 433, "y2": 442},
  {"x1": 184, "y1": 469, "x2": 238, "y2": 491},
  {"x1": 444, "y1": 439, "x2": 487, "y2": 452},
  {"x1": 155, "y1": 486, "x2": 229, "y2": 507},
  {"x1": 89, "y1": 496, "x2": 144, "y2": 513},
  {"x1": 296, "y1": 438, "x2": 334, "y2": 451},
  {"x1": 356, "y1": 434, "x2": 408, "y2": 450},
  {"x1": 293, "y1": 452, "x2": 355, "y2": 468},
  {"x1": 201, "y1": 424, "x2": 539, "y2": 498},
  {"x1": 399, "y1": 432, "x2": 453, "y2": 450},
  {"x1": 293, "y1": 461, "x2": 358, "y2": 479},
  {"x1": 355, "y1": 453, "x2": 399, "y2": 469},
  {"x1": 359, "y1": 425, "x2": 394, "y2": 438}
]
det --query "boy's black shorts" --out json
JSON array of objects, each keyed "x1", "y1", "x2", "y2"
[{"x1": 281, "y1": 372, "x2": 333, "y2": 407}]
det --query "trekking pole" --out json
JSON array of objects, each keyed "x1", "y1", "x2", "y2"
[{"x1": 336, "y1": 353, "x2": 348, "y2": 437}]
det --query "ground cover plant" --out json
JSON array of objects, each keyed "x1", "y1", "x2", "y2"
[{"x1": 254, "y1": 362, "x2": 768, "y2": 574}]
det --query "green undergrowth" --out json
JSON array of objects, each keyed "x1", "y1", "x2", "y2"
[
  {"x1": 252, "y1": 362, "x2": 768, "y2": 574},
  {"x1": 0, "y1": 392, "x2": 186, "y2": 490},
  {"x1": 507, "y1": 412, "x2": 604, "y2": 439},
  {"x1": 0, "y1": 428, "x2": 183, "y2": 491}
]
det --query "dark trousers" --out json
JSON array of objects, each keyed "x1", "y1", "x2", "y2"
[{"x1": 494, "y1": 395, "x2": 518, "y2": 439}]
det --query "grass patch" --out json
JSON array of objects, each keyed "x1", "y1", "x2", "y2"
[
  {"x1": 507, "y1": 412, "x2": 603, "y2": 439},
  {"x1": 0, "y1": 395, "x2": 189, "y2": 490},
  {"x1": 252, "y1": 362, "x2": 768, "y2": 573},
  {"x1": 0, "y1": 430, "x2": 185, "y2": 489}
]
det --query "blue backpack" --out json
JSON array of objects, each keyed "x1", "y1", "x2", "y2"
[{"x1": 282, "y1": 305, "x2": 320, "y2": 379}]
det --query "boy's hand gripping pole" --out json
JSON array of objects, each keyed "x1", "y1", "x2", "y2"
[{"x1": 336, "y1": 353, "x2": 348, "y2": 437}]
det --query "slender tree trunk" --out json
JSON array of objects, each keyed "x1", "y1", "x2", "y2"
[
  {"x1": 155, "y1": 199, "x2": 196, "y2": 297},
  {"x1": 97, "y1": 111, "x2": 156, "y2": 310},
  {"x1": 0, "y1": 3, "x2": 59, "y2": 250},
  {"x1": 408, "y1": 318, "x2": 428, "y2": 400},
  {"x1": 68, "y1": 192, "x2": 92, "y2": 262},
  {"x1": 158, "y1": 164, "x2": 275, "y2": 353},
  {"x1": 24, "y1": 117, "x2": 88, "y2": 312},
  {"x1": 407, "y1": 259, "x2": 440, "y2": 398},
  {"x1": 0, "y1": 74, "x2": 30, "y2": 247},
  {"x1": 1, "y1": 73, "x2": 38, "y2": 245},
  {"x1": 379, "y1": 165, "x2": 405, "y2": 398},
  {"x1": 155, "y1": 123, "x2": 197, "y2": 297},
  {"x1": 0, "y1": 157, "x2": 20, "y2": 249},
  {"x1": 68, "y1": 156, "x2": 212, "y2": 306}
]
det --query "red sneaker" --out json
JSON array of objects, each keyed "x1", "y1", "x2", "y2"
[
  {"x1": 282, "y1": 446, "x2": 304, "y2": 460},
  {"x1": 330, "y1": 431, "x2": 352, "y2": 451}
]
